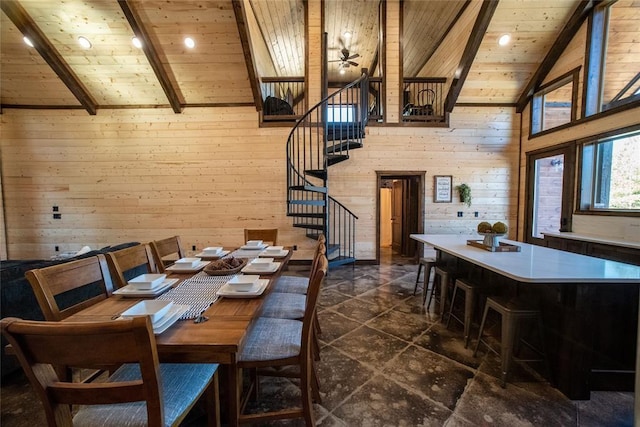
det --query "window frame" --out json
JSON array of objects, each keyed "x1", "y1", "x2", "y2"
[
  {"x1": 530, "y1": 68, "x2": 580, "y2": 136},
  {"x1": 575, "y1": 124, "x2": 640, "y2": 216}
]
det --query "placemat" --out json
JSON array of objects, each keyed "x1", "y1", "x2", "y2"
[{"x1": 157, "y1": 272, "x2": 234, "y2": 319}]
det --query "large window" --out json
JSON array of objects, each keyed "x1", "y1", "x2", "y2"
[
  {"x1": 530, "y1": 70, "x2": 578, "y2": 135},
  {"x1": 579, "y1": 130, "x2": 640, "y2": 211},
  {"x1": 584, "y1": 0, "x2": 640, "y2": 116}
]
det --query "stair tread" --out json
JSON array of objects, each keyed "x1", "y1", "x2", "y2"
[
  {"x1": 289, "y1": 185, "x2": 327, "y2": 193},
  {"x1": 288, "y1": 213, "x2": 325, "y2": 218},
  {"x1": 293, "y1": 223, "x2": 324, "y2": 230}
]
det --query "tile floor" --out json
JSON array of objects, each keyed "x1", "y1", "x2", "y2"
[{"x1": 1, "y1": 249, "x2": 634, "y2": 426}]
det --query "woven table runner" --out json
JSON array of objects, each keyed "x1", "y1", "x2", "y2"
[{"x1": 158, "y1": 272, "x2": 235, "y2": 319}]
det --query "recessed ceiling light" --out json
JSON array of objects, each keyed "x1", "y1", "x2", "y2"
[
  {"x1": 77, "y1": 36, "x2": 92, "y2": 49},
  {"x1": 498, "y1": 34, "x2": 511, "y2": 46},
  {"x1": 23, "y1": 36, "x2": 34, "y2": 47},
  {"x1": 132, "y1": 37, "x2": 142, "y2": 49},
  {"x1": 184, "y1": 37, "x2": 195, "y2": 49}
]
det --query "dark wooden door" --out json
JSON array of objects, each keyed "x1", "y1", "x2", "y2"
[{"x1": 391, "y1": 180, "x2": 403, "y2": 252}]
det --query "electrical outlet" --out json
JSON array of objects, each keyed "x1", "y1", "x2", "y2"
[
  {"x1": 52, "y1": 206, "x2": 59, "y2": 212},
  {"x1": 53, "y1": 213, "x2": 61, "y2": 219},
  {"x1": 474, "y1": 211, "x2": 479, "y2": 218},
  {"x1": 192, "y1": 245, "x2": 196, "y2": 251},
  {"x1": 55, "y1": 246, "x2": 59, "y2": 252},
  {"x1": 293, "y1": 245, "x2": 298, "y2": 250},
  {"x1": 457, "y1": 212, "x2": 463, "y2": 217}
]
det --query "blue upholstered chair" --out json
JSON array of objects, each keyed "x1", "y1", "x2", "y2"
[
  {"x1": 271, "y1": 235, "x2": 325, "y2": 295},
  {"x1": 237, "y1": 255, "x2": 328, "y2": 426},
  {"x1": 1, "y1": 316, "x2": 220, "y2": 427}
]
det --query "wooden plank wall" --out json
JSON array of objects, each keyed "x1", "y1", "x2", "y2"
[{"x1": 0, "y1": 104, "x2": 518, "y2": 261}]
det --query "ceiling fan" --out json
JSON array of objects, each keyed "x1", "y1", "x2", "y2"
[{"x1": 329, "y1": 47, "x2": 360, "y2": 68}]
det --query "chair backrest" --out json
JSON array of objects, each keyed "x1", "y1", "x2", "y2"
[
  {"x1": 1, "y1": 316, "x2": 164, "y2": 426},
  {"x1": 301, "y1": 255, "x2": 328, "y2": 358},
  {"x1": 150, "y1": 236, "x2": 185, "y2": 273},
  {"x1": 244, "y1": 228, "x2": 278, "y2": 246},
  {"x1": 309, "y1": 242, "x2": 326, "y2": 278},
  {"x1": 105, "y1": 243, "x2": 158, "y2": 289},
  {"x1": 25, "y1": 255, "x2": 114, "y2": 321}
]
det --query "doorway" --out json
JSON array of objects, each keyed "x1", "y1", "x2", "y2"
[{"x1": 376, "y1": 172, "x2": 425, "y2": 263}]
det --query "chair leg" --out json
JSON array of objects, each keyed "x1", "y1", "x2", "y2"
[
  {"x1": 473, "y1": 303, "x2": 491, "y2": 357},
  {"x1": 300, "y1": 355, "x2": 315, "y2": 426},
  {"x1": 311, "y1": 362, "x2": 322, "y2": 404},
  {"x1": 500, "y1": 312, "x2": 517, "y2": 388},
  {"x1": 413, "y1": 263, "x2": 424, "y2": 295},
  {"x1": 463, "y1": 287, "x2": 475, "y2": 349},
  {"x1": 445, "y1": 284, "x2": 459, "y2": 329}
]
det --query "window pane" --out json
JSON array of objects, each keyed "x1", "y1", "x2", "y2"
[
  {"x1": 542, "y1": 80, "x2": 573, "y2": 131},
  {"x1": 602, "y1": 0, "x2": 640, "y2": 109},
  {"x1": 532, "y1": 154, "x2": 565, "y2": 238}
]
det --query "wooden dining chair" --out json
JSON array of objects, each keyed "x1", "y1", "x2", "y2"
[
  {"x1": 272, "y1": 235, "x2": 326, "y2": 295},
  {"x1": 25, "y1": 254, "x2": 115, "y2": 322},
  {"x1": 1, "y1": 316, "x2": 220, "y2": 427},
  {"x1": 237, "y1": 255, "x2": 328, "y2": 426},
  {"x1": 244, "y1": 228, "x2": 278, "y2": 246},
  {"x1": 150, "y1": 235, "x2": 186, "y2": 273},
  {"x1": 105, "y1": 243, "x2": 159, "y2": 288}
]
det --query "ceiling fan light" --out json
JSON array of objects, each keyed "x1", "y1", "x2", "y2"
[
  {"x1": 343, "y1": 30, "x2": 352, "y2": 39},
  {"x1": 498, "y1": 33, "x2": 511, "y2": 46},
  {"x1": 339, "y1": 67, "x2": 346, "y2": 75},
  {"x1": 132, "y1": 37, "x2": 142, "y2": 49},
  {"x1": 184, "y1": 37, "x2": 195, "y2": 49},
  {"x1": 78, "y1": 36, "x2": 92, "y2": 49},
  {"x1": 23, "y1": 36, "x2": 34, "y2": 47}
]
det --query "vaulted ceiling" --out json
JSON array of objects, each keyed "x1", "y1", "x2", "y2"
[{"x1": 0, "y1": 0, "x2": 613, "y2": 115}]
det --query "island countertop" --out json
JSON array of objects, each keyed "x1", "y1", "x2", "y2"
[{"x1": 410, "y1": 234, "x2": 640, "y2": 284}]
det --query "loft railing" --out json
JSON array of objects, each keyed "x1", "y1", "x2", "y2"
[
  {"x1": 261, "y1": 77, "x2": 305, "y2": 122},
  {"x1": 368, "y1": 76, "x2": 383, "y2": 122},
  {"x1": 402, "y1": 77, "x2": 447, "y2": 123}
]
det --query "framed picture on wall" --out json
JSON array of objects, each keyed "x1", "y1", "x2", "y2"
[{"x1": 434, "y1": 175, "x2": 452, "y2": 203}]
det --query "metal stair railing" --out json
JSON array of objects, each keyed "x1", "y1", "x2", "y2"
[
  {"x1": 327, "y1": 196, "x2": 358, "y2": 264},
  {"x1": 286, "y1": 72, "x2": 368, "y2": 265}
]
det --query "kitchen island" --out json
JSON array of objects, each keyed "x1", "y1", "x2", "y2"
[{"x1": 411, "y1": 234, "x2": 640, "y2": 400}]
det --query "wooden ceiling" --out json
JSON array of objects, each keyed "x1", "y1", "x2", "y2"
[{"x1": 1, "y1": 0, "x2": 624, "y2": 114}]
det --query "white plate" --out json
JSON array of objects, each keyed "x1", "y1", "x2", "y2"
[
  {"x1": 241, "y1": 262, "x2": 281, "y2": 274},
  {"x1": 174, "y1": 257, "x2": 202, "y2": 267},
  {"x1": 127, "y1": 273, "x2": 167, "y2": 290},
  {"x1": 195, "y1": 250, "x2": 230, "y2": 259},
  {"x1": 226, "y1": 274, "x2": 260, "y2": 291},
  {"x1": 259, "y1": 250, "x2": 289, "y2": 258},
  {"x1": 113, "y1": 279, "x2": 178, "y2": 297},
  {"x1": 165, "y1": 260, "x2": 210, "y2": 273},
  {"x1": 240, "y1": 243, "x2": 268, "y2": 250},
  {"x1": 216, "y1": 279, "x2": 269, "y2": 298},
  {"x1": 152, "y1": 304, "x2": 190, "y2": 334},
  {"x1": 121, "y1": 300, "x2": 174, "y2": 323}
]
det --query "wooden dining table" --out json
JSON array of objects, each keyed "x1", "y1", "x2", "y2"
[{"x1": 64, "y1": 247, "x2": 294, "y2": 427}]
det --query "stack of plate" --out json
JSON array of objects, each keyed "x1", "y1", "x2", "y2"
[
  {"x1": 217, "y1": 275, "x2": 268, "y2": 298},
  {"x1": 119, "y1": 300, "x2": 190, "y2": 334},
  {"x1": 113, "y1": 274, "x2": 178, "y2": 298}
]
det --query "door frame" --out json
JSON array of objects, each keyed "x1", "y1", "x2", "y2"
[
  {"x1": 525, "y1": 143, "x2": 576, "y2": 246},
  {"x1": 375, "y1": 171, "x2": 425, "y2": 264}
]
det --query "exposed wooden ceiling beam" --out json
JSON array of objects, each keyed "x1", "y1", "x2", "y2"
[
  {"x1": 233, "y1": 0, "x2": 262, "y2": 112},
  {"x1": 1, "y1": 0, "x2": 98, "y2": 115},
  {"x1": 118, "y1": 0, "x2": 183, "y2": 114},
  {"x1": 444, "y1": 0, "x2": 499, "y2": 113},
  {"x1": 515, "y1": 0, "x2": 599, "y2": 113}
]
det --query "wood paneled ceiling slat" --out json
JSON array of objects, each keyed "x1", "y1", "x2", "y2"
[
  {"x1": 0, "y1": 13, "x2": 80, "y2": 106},
  {"x1": 1, "y1": 0, "x2": 97, "y2": 114}
]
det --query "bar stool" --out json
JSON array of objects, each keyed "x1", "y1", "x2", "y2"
[
  {"x1": 426, "y1": 266, "x2": 456, "y2": 320},
  {"x1": 473, "y1": 296, "x2": 549, "y2": 387},
  {"x1": 413, "y1": 257, "x2": 437, "y2": 304},
  {"x1": 445, "y1": 278, "x2": 484, "y2": 348}
]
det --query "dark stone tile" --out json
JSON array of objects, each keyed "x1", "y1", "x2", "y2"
[
  {"x1": 575, "y1": 391, "x2": 633, "y2": 427},
  {"x1": 391, "y1": 296, "x2": 442, "y2": 323},
  {"x1": 315, "y1": 345, "x2": 376, "y2": 409},
  {"x1": 414, "y1": 322, "x2": 482, "y2": 369},
  {"x1": 318, "y1": 288, "x2": 353, "y2": 308},
  {"x1": 453, "y1": 372, "x2": 576, "y2": 426},
  {"x1": 333, "y1": 297, "x2": 391, "y2": 323},
  {"x1": 331, "y1": 374, "x2": 452, "y2": 426},
  {"x1": 333, "y1": 275, "x2": 385, "y2": 296},
  {"x1": 366, "y1": 308, "x2": 431, "y2": 342},
  {"x1": 331, "y1": 325, "x2": 409, "y2": 369},
  {"x1": 317, "y1": 309, "x2": 363, "y2": 343},
  {"x1": 383, "y1": 345, "x2": 474, "y2": 410},
  {"x1": 355, "y1": 287, "x2": 405, "y2": 309}
]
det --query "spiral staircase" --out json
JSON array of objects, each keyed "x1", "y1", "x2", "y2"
[{"x1": 286, "y1": 72, "x2": 369, "y2": 268}]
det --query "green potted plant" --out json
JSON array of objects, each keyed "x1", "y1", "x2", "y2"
[{"x1": 456, "y1": 183, "x2": 472, "y2": 207}]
